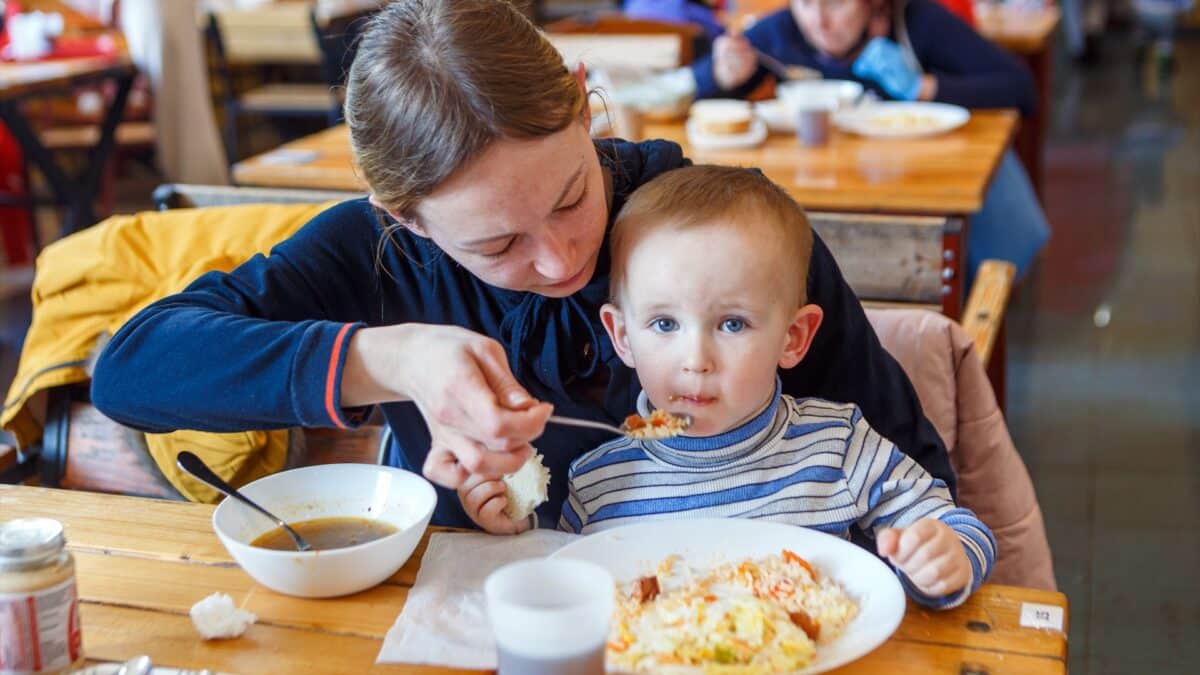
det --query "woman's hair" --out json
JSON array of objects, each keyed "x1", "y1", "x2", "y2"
[
  {"x1": 344, "y1": 0, "x2": 586, "y2": 216},
  {"x1": 609, "y1": 165, "x2": 814, "y2": 307}
]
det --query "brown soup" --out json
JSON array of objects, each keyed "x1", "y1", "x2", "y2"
[{"x1": 250, "y1": 516, "x2": 399, "y2": 551}]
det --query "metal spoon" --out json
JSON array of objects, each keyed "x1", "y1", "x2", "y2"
[
  {"x1": 752, "y1": 47, "x2": 818, "y2": 82},
  {"x1": 114, "y1": 655, "x2": 152, "y2": 675},
  {"x1": 176, "y1": 451, "x2": 312, "y2": 552},
  {"x1": 548, "y1": 413, "x2": 692, "y2": 439}
]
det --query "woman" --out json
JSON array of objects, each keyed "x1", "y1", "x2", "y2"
[
  {"x1": 91, "y1": 0, "x2": 951, "y2": 531},
  {"x1": 695, "y1": 0, "x2": 1049, "y2": 281}
]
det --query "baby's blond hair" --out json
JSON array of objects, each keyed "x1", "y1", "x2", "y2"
[{"x1": 609, "y1": 165, "x2": 814, "y2": 307}]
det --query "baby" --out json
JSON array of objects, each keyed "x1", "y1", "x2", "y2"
[{"x1": 465, "y1": 165, "x2": 995, "y2": 608}]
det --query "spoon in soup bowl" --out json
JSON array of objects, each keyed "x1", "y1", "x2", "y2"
[{"x1": 176, "y1": 451, "x2": 312, "y2": 552}]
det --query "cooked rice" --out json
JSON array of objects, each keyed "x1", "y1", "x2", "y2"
[{"x1": 608, "y1": 550, "x2": 858, "y2": 674}]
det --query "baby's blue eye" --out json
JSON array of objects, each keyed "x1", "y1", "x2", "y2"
[
  {"x1": 721, "y1": 318, "x2": 746, "y2": 333},
  {"x1": 651, "y1": 318, "x2": 678, "y2": 333}
]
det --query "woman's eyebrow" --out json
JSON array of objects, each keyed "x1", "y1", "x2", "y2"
[{"x1": 551, "y1": 163, "x2": 586, "y2": 211}]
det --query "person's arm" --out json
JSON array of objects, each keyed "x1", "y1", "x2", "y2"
[
  {"x1": 843, "y1": 412, "x2": 996, "y2": 608},
  {"x1": 908, "y1": 0, "x2": 1037, "y2": 116},
  {"x1": 91, "y1": 199, "x2": 550, "y2": 488},
  {"x1": 690, "y1": 9, "x2": 797, "y2": 99},
  {"x1": 781, "y1": 233, "x2": 957, "y2": 494},
  {"x1": 91, "y1": 200, "x2": 386, "y2": 433}
]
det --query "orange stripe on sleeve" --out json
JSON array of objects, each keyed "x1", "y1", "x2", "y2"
[{"x1": 324, "y1": 324, "x2": 354, "y2": 429}]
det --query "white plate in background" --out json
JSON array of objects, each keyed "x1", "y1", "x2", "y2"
[
  {"x1": 685, "y1": 117, "x2": 768, "y2": 150},
  {"x1": 833, "y1": 101, "x2": 970, "y2": 139}
]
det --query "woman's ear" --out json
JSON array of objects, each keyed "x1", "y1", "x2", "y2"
[
  {"x1": 369, "y1": 194, "x2": 428, "y2": 237},
  {"x1": 779, "y1": 304, "x2": 824, "y2": 369},
  {"x1": 600, "y1": 303, "x2": 636, "y2": 368},
  {"x1": 573, "y1": 62, "x2": 592, "y2": 133}
]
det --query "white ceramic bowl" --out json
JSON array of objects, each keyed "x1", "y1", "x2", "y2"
[
  {"x1": 212, "y1": 464, "x2": 436, "y2": 598},
  {"x1": 777, "y1": 79, "x2": 864, "y2": 112}
]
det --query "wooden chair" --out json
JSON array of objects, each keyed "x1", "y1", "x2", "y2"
[{"x1": 207, "y1": 4, "x2": 377, "y2": 163}]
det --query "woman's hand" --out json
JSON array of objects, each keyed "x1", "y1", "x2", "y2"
[
  {"x1": 876, "y1": 519, "x2": 972, "y2": 598},
  {"x1": 712, "y1": 34, "x2": 759, "y2": 91},
  {"x1": 458, "y1": 473, "x2": 532, "y2": 535},
  {"x1": 851, "y1": 37, "x2": 922, "y2": 101},
  {"x1": 342, "y1": 324, "x2": 553, "y2": 488}
]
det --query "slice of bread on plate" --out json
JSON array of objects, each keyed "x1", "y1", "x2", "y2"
[{"x1": 688, "y1": 100, "x2": 754, "y2": 136}]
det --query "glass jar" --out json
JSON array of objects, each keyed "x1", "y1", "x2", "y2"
[{"x1": 0, "y1": 518, "x2": 85, "y2": 675}]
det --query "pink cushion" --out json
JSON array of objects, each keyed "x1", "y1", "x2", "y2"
[{"x1": 865, "y1": 309, "x2": 1056, "y2": 590}]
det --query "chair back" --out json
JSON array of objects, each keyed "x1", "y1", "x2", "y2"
[
  {"x1": 209, "y1": 6, "x2": 322, "y2": 66},
  {"x1": 312, "y1": 6, "x2": 380, "y2": 89}
]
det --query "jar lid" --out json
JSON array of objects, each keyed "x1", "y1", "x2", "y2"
[{"x1": 0, "y1": 518, "x2": 66, "y2": 565}]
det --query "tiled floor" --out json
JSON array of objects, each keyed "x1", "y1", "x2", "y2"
[
  {"x1": 1007, "y1": 32, "x2": 1200, "y2": 675},
  {"x1": 2, "y1": 27, "x2": 1198, "y2": 675}
]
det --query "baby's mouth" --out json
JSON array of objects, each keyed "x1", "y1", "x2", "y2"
[{"x1": 668, "y1": 394, "x2": 718, "y2": 406}]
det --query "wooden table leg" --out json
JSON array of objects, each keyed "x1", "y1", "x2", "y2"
[{"x1": 0, "y1": 71, "x2": 134, "y2": 237}]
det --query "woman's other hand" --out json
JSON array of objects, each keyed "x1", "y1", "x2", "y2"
[
  {"x1": 342, "y1": 324, "x2": 553, "y2": 488},
  {"x1": 852, "y1": 37, "x2": 924, "y2": 101},
  {"x1": 458, "y1": 473, "x2": 533, "y2": 535},
  {"x1": 876, "y1": 518, "x2": 972, "y2": 598},
  {"x1": 712, "y1": 34, "x2": 759, "y2": 91}
]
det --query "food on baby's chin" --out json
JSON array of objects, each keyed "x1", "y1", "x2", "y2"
[
  {"x1": 190, "y1": 592, "x2": 256, "y2": 639},
  {"x1": 502, "y1": 452, "x2": 550, "y2": 521},
  {"x1": 608, "y1": 550, "x2": 858, "y2": 673},
  {"x1": 250, "y1": 516, "x2": 397, "y2": 551}
]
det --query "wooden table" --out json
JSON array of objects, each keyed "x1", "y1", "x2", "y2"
[
  {"x1": 976, "y1": 5, "x2": 1061, "y2": 202},
  {"x1": 233, "y1": 112, "x2": 1016, "y2": 317},
  {"x1": 0, "y1": 41, "x2": 135, "y2": 237},
  {"x1": 0, "y1": 485, "x2": 1069, "y2": 674}
]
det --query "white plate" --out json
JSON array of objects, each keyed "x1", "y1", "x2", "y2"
[
  {"x1": 833, "y1": 101, "x2": 969, "y2": 139},
  {"x1": 685, "y1": 117, "x2": 768, "y2": 150},
  {"x1": 777, "y1": 79, "x2": 864, "y2": 112},
  {"x1": 551, "y1": 518, "x2": 906, "y2": 674}
]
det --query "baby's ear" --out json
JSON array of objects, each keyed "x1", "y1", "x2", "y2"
[
  {"x1": 599, "y1": 303, "x2": 636, "y2": 368},
  {"x1": 779, "y1": 304, "x2": 824, "y2": 369}
]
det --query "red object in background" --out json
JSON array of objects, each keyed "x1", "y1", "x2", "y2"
[
  {"x1": 937, "y1": 0, "x2": 977, "y2": 27},
  {"x1": 0, "y1": 125, "x2": 35, "y2": 266}
]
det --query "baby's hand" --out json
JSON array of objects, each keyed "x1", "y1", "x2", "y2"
[
  {"x1": 876, "y1": 519, "x2": 971, "y2": 598},
  {"x1": 457, "y1": 473, "x2": 532, "y2": 535}
]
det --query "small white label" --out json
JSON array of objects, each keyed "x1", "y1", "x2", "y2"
[{"x1": 1019, "y1": 602, "x2": 1064, "y2": 631}]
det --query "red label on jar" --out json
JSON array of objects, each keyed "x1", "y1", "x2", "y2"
[{"x1": 0, "y1": 577, "x2": 81, "y2": 674}]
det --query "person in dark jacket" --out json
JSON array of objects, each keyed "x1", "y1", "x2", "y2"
[
  {"x1": 693, "y1": 0, "x2": 1050, "y2": 283},
  {"x1": 91, "y1": 0, "x2": 953, "y2": 532}
]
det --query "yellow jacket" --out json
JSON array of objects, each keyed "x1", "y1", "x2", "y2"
[{"x1": 2, "y1": 202, "x2": 335, "y2": 501}]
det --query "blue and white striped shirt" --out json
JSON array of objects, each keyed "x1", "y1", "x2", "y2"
[{"x1": 559, "y1": 381, "x2": 996, "y2": 608}]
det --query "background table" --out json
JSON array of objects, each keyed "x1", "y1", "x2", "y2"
[
  {"x1": 0, "y1": 56, "x2": 136, "y2": 236},
  {"x1": 234, "y1": 112, "x2": 1016, "y2": 318},
  {"x1": 1, "y1": 485, "x2": 1069, "y2": 674}
]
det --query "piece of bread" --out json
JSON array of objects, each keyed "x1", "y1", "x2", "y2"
[
  {"x1": 502, "y1": 452, "x2": 550, "y2": 522},
  {"x1": 689, "y1": 99, "x2": 753, "y2": 136}
]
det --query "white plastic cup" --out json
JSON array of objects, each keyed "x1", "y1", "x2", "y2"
[{"x1": 485, "y1": 558, "x2": 614, "y2": 675}]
